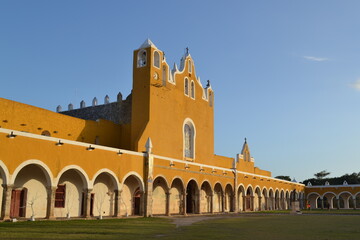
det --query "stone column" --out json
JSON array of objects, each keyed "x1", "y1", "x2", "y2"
[
  {"x1": 272, "y1": 197, "x2": 276, "y2": 210},
  {"x1": 264, "y1": 196, "x2": 268, "y2": 210},
  {"x1": 83, "y1": 188, "x2": 93, "y2": 218},
  {"x1": 320, "y1": 198, "x2": 324, "y2": 209},
  {"x1": 166, "y1": 191, "x2": 171, "y2": 216},
  {"x1": 182, "y1": 190, "x2": 187, "y2": 216},
  {"x1": 344, "y1": 197, "x2": 350, "y2": 209},
  {"x1": 258, "y1": 196, "x2": 263, "y2": 211},
  {"x1": 1, "y1": 184, "x2": 13, "y2": 220},
  {"x1": 353, "y1": 197, "x2": 357, "y2": 210},
  {"x1": 250, "y1": 196, "x2": 254, "y2": 211},
  {"x1": 222, "y1": 193, "x2": 225, "y2": 212},
  {"x1": 114, "y1": 189, "x2": 122, "y2": 217},
  {"x1": 144, "y1": 138, "x2": 154, "y2": 217},
  {"x1": 335, "y1": 198, "x2": 340, "y2": 210},
  {"x1": 210, "y1": 193, "x2": 214, "y2": 214},
  {"x1": 242, "y1": 196, "x2": 246, "y2": 211},
  {"x1": 46, "y1": 186, "x2": 57, "y2": 219}
]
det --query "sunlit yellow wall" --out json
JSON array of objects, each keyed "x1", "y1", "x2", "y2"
[{"x1": 0, "y1": 98, "x2": 122, "y2": 148}]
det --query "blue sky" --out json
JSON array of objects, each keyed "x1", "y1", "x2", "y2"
[{"x1": 1, "y1": 1, "x2": 360, "y2": 181}]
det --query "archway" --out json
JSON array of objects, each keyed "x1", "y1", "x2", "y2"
[
  {"x1": 152, "y1": 176, "x2": 168, "y2": 215},
  {"x1": 122, "y1": 174, "x2": 143, "y2": 216},
  {"x1": 268, "y1": 189, "x2": 275, "y2": 210},
  {"x1": 307, "y1": 193, "x2": 320, "y2": 209},
  {"x1": 169, "y1": 178, "x2": 184, "y2": 215},
  {"x1": 11, "y1": 164, "x2": 52, "y2": 219},
  {"x1": 186, "y1": 180, "x2": 199, "y2": 214},
  {"x1": 224, "y1": 184, "x2": 234, "y2": 212},
  {"x1": 254, "y1": 187, "x2": 261, "y2": 211},
  {"x1": 245, "y1": 186, "x2": 253, "y2": 211},
  {"x1": 274, "y1": 190, "x2": 280, "y2": 210},
  {"x1": 323, "y1": 192, "x2": 336, "y2": 209},
  {"x1": 237, "y1": 185, "x2": 245, "y2": 212},
  {"x1": 92, "y1": 172, "x2": 117, "y2": 217},
  {"x1": 213, "y1": 183, "x2": 223, "y2": 212},
  {"x1": 285, "y1": 191, "x2": 290, "y2": 210},
  {"x1": 280, "y1": 190, "x2": 285, "y2": 210},
  {"x1": 262, "y1": 188, "x2": 268, "y2": 210},
  {"x1": 339, "y1": 192, "x2": 352, "y2": 209},
  {"x1": 0, "y1": 164, "x2": 8, "y2": 219},
  {"x1": 55, "y1": 168, "x2": 89, "y2": 218},
  {"x1": 200, "y1": 181, "x2": 212, "y2": 213}
]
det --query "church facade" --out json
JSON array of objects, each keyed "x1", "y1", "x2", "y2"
[{"x1": 0, "y1": 39, "x2": 305, "y2": 221}]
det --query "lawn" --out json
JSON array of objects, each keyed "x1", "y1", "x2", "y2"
[{"x1": 0, "y1": 214, "x2": 360, "y2": 240}]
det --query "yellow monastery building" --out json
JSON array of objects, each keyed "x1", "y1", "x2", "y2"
[{"x1": 3, "y1": 39, "x2": 353, "y2": 221}]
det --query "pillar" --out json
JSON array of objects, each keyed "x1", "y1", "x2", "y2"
[
  {"x1": 242, "y1": 196, "x2": 246, "y2": 211},
  {"x1": 210, "y1": 193, "x2": 214, "y2": 214},
  {"x1": 222, "y1": 193, "x2": 225, "y2": 212},
  {"x1": 83, "y1": 188, "x2": 93, "y2": 218},
  {"x1": 1, "y1": 184, "x2": 13, "y2": 220},
  {"x1": 272, "y1": 197, "x2": 276, "y2": 210},
  {"x1": 166, "y1": 191, "x2": 171, "y2": 216},
  {"x1": 250, "y1": 196, "x2": 254, "y2": 211},
  {"x1": 114, "y1": 189, "x2": 122, "y2": 217},
  {"x1": 46, "y1": 186, "x2": 57, "y2": 219},
  {"x1": 320, "y1": 198, "x2": 324, "y2": 209},
  {"x1": 344, "y1": 196, "x2": 350, "y2": 209},
  {"x1": 144, "y1": 138, "x2": 154, "y2": 217},
  {"x1": 258, "y1": 196, "x2": 262, "y2": 211},
  {"x1": 336, "y1": 198, "x2": 340, "y2": 210},
  {"x1": 182, "y1": 190, "x2": 187, "y2": 216},
  {"x1": 353, "y1": 197, "x2": 357, "y2": 210},
  {"x1": 264, "y1": 196, "x2": 268, "y2": 210}
]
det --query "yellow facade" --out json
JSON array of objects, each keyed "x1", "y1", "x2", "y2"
[{"x1": 0, "y1": 39, "x2": 306, "y2": 221}]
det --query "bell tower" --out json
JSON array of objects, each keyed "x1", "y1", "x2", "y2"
[{"x1": 131, "y1": 39, "x2": 164, "y2": 151}]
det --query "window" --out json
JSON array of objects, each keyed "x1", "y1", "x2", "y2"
[
  {"x1": 137, "y1": 50, "x2": 147, "y2": 67},
  {"x1": 55, "y1": 184, "x2": 66, "y2": 208},
  {"x1": 184, "y1": 120, "x2": 195, "y2": 159},
  {"x1": 184, "y1": 78, "x2": 189, "y2": 96},
  {"x1": 190, "y1": 81, "x2": 195, "y2": 99},
  {"x1": 154, "y1": 51, "x2": 160, "y2": 68},
  {"x1": 188, "y1": 60, "x2": 192, "y2": 73},
  {"x1": 41, "y1": 130, "x2": 51, "y2": 137}
]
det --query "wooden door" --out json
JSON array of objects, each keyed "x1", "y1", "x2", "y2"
[{"x1": 10, "y1": 188, "x2": 27, "y2": 218}]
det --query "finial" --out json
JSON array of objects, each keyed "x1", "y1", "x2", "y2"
[
  {"x1": 244, "y1": 137, "x2": 247, "y2": 143},
  {"x1": 163, "y1": 51, "x2": 165, "y2": 60},
  {"x1": 186, "y1": 47, "x2": 189, "y2": 54}
]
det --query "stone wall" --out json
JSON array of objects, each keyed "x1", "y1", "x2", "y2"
[{"x1": 60, "y1": 93, "x2": 132, "y2": 124}]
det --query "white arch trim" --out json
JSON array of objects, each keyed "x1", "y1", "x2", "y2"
[
  {"x1": 10, "y1": 159, "x2": 54, "y2": 187},
  {"x1": 91, "y1": 168, "x2": 120, "y2": 190},
  {"x1": 322, "y1": 191, "x2": 337, "y2": 198},
  {"x1": 0, "y1": 160, "x2": 10, "y2": 185},
  {"x1": 306, "y1": 192, "x2": 321, "y2": 199},
  {"x1": 55, "y1": 165, "x2": 90, "y2": 189},
  {"x1": 237, "y1": 183, "x2": 246, "y2": 192},
  {"x1": 170, "y1": 176, "x2": 185, "y2": 189},
  {"x1": 153, "y1": 174, "x2": 170, "y2": 190},
  {"x1": 186, "y1": 178, "x2": 200, "y2": 190},
  {"x1": 183, "y1": 118, "x2": 196, "y2": 159},
  {"x1": 121, "y1": 171, "x2": 145, "y2": 192},
  {"x1": 338, "y1": 191, "x2": 354, "y2": 198}
]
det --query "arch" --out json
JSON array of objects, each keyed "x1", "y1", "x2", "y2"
[
  {"x1": 245, "y1": 185, "x2": 253, "y2": 211},
  {"x1": 11, "y1": 160, "x2": 54, "y2": 187},
  {"x1": 169, "y1": 177, "x2": 185, "y2": 215},
  {"x1": 91, "y1": 168, "x2": 119, "y2": 190},
  {"x1": 0, "y1": 160, "x2": 10, "y2": 185},
  {"x1": 153, "y1": 175, "x2": 170, "y2": 189},
  {"x1": 237, "y1": 184, "x2": 246, "y2": 212},
  {"x1": 121, "y1": 171, "x2": 144, "y2": 192},
  {"x1": 268, "y1": 188, "x2": 275, "y2": 210},
  {"x1": 307, "y1": 192, "x2": 321, "y2": 209},
  {"x1": 338, "y1": 191, "x2": 353, "y2": 209},
  {"x1": 190, "y1": 81, "x2": 195, "y2": 99},
  {"x1": 121, "y1": 173, "x2": 145, "y2": 216},
  {"x1": 200, "y1": 180, "x2": 212, "y2": 213},
  {"x1": 55, "y1": 165, "x2": 89, "y2": 189},
  {"x1": 183, "y1": 118, "x2": 196, "y2": 159},
  {"x1": 253, "y1": 186, "x2": 262, "y2": 211},
  {"x1": 262, "y1": 187, "x2": 268, "y2": 210},
  {"x1": 224, "y1": 184, "x2": 234, "y2": 212},
  {"x1": 184, "y1": 77, "x2": 189, "y2": 96},
  {"x1": 11, "y1": 162, "x2": 54, "y2": 218},
  {"x1": 152, "y1": 176, "x2": 169, "y2": 215},
  {"x1": 55, "y1": 165, "x2": 91, "y2": 218},
  {"x1": 213, "y1": 182, "x2": 223, "y2": 213},
  {"x1": 186, "y1": 179, "x2": 199, "y2": 214},
  {"x1": 246, "y1": 185, "x2": 254, "y2": 196},
  {"x1": 153, "y1": 50, "x2": 160, "y2": 68},
  {"x1": 137, "y1": 49, "x2": 147, "y2": 67},
  {"x1": 92, "y1": 172, "x2": 118, "y2": 218}
]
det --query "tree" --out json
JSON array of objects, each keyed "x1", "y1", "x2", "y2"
[
  {"x1": 314, "y1": 170, "x2": 330, "y2": 179},
  {"x1": 275, "y1": 176, "x2": 291, "y2": 181}
]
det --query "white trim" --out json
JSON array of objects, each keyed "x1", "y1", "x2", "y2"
[
  {"x1": 306, "y1": 184, "x2": 360, "y2": 188},
  {"x1": 0, "y1": 160, "x2": 10, "y2": 185},
  {"x1": 214, "y1": 181, "x2": 224, "y2": 193},
  {"x1": 200, "y1": 180, "x2": 212, "y2": 190},
  {"x1": 10, "y1": 159, "x2": 54, "y2": 187},
  {"x1": 306, "y1": 192, "x2": 321, "y2": 199},
  {"x1": 186, "y1": 178, "x2": 200, "y2": 190},
  {"x1": 0, "y1": 128, "x2": 145, "y2": 157},
  {"x1": 153, "y1": 50, "x2": 161, "y2": 69},
  {"x1": 55, "y1": 165, "x2": 90, "y2": 189},
  {"x1": 237, "y1": 184, "x2": 246, "y2": 193},
  {"x1": 153, "y1": 175, "x2": 170, "y2": 189},
  {"x1": 91, "y1": 168, "x2": 120, "y2": 190},
  {"x1": 170, "y1": 176, "x2": 185, "y2": 189},
  {"x1": 121, "y1": 171, "x2": 145, "y2": 192},
  {"x1": 322, "y1": 191, "x2": 337, "y2": 198},
  {"x1": 182, "y1": 118, "x2": 196, "y2": 160}
]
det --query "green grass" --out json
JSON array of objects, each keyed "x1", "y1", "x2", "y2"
[{"x1": 1, "y1": 215, "x2": 360, "y2": 240}]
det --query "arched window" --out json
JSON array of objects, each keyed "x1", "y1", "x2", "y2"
[
  {"x1": 154, "y1": 51, "x2": 160, "y2": 68},
  {"x1": 184, "y1": 120, "x2": 195, "y2": 159},
  {"x1": 188, "y1": 60, "x2": 192, "y2": 73},
  {"x1": 190, "y1": 81, "x2": 195, "y2": 99},
  {"x1": 184, "y1": 78, "x2": 189, "y2": 96},
  {"x1": 137, "y1": 50, "x2": 147, "y2": 67}
]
